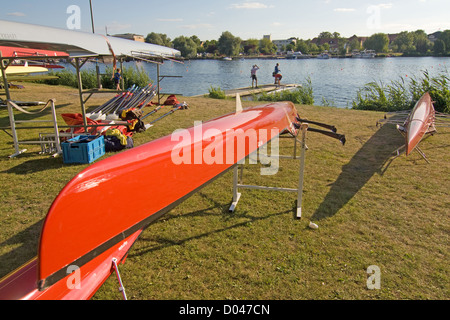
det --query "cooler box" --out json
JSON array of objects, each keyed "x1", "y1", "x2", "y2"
[{"x1": 62, "y1": 135, "x2": 105, "y2": 164}]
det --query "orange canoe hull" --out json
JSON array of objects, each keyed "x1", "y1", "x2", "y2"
[
  {"x1": 0, "y1": 102, "x2": 299, "y2": 299},
  {"x1": 405, "y1": 93, "x2": 435, "y2": 155}
]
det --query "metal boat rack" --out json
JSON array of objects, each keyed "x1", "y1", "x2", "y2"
[
  {"x1": 3, "y1": 99, "x2": 63, "y2": 158},
  {"x1": 229, "y1": 124, "x2": 309, "y2": 219},
  {"x1": 0, "y1": 52, "x2": 71, "y2": 158},
  {"x1": 1, "y1": 58, "x2": 183, "y2": 159}
]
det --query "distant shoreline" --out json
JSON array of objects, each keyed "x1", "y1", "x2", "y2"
[{"x1": 187, "y1": 52, "x2": 450, "y2": 61}]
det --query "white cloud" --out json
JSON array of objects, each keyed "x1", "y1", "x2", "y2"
[
  {"x1": 334, "y1": 8, "x2": 356, "y2": 12},
  {"x1": 106, "y1": 22, "x2": 132, "y2": 33},
  {"x1": 377, "y1": 3, "x2": 393, "y2": 9},
  {"x1": 7, "y1": 12, "x2": 26, "y2": 17},
  {"x1": 181, "y1": 23, "x2": 214, "y2": 30},
  {"x1": 157, "y1": 19, "x2": 183, "y2": 22},
  {"x1": 230, "y1": 2, "x2": 274, "y2": 9}
]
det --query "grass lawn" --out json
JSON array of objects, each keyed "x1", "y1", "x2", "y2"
[{"x1": 0, "y1": 83, "x2": 448, "y2": 300}]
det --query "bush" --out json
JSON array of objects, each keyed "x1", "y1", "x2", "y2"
[
  {"x1": 257, "y1": 76, "x2": 315, "y2": 105},
  {"x1": 36, "y1": 65, "x2": 152, "y2": 90},
  {"x1": 410, "y1": 71, "x2": 450, "y2": 113},
  {"x1": 352, "y1": 70, "x2": 450, "y2": 113},
  {"x1": 352, "y1": 79, "x2": 413, "y2": 112},
  {"x1": 208, "y1": 86, "x2": 227, "y2": 99}
]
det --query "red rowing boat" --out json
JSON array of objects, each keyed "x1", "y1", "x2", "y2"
[
  {"x1": 0, "y1": 102, "x2": 300, "y2": 300},
  {"x1": 405, "y1": 92, "x2": 436, "y2": 155},
  {"x1": 0, "y1": 46, "x2": 69, "y2": 58}
]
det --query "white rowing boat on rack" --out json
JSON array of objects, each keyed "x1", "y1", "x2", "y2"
[{"x1": 0, "y1": 20, "x2": 180, "y2": 60}]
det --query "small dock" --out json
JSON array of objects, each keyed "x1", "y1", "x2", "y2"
[
  {"x1": 224, "y1": 83, "x2": 300, "y2": 98},
  {"x1": 192, "y1": 83, "x2": 301, "y2": 99}
]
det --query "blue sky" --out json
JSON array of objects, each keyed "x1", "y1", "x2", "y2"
[{"x1": 2, "y1": 0, "x2": 450, "y2": 41}]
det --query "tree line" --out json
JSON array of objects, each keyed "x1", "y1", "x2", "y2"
[{"x1": 145, "y1": 30, "x2": 450, "y2": 58}]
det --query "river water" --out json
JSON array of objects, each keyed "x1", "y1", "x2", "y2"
[{"x1": 82, "y1": 56, "x2": 450, "y2": 108}]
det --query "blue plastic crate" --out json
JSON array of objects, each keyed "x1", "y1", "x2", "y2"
[{"x1": 62, "y1": 135, "x2": 105, "y2": 164}]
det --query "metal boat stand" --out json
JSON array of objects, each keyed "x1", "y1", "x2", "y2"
[
  {"x1": 111, "y1": 258, "x2": 127, "y2": 300},
  {"x1": 0, "y1": 52, "x2": 69, "y2": 158},
  {"x1": 394, "y1": 124, "x2": 436, "y2": 164},
  {"x1": 229, "y1": 124, "x2": 309, "y2": 219},
  {"x1": 5, "y1": 99, "x2": 62, "y2": 158}
]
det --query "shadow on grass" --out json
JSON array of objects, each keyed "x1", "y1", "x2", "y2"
[
  {"x1": 0, "y1": 220, "x2": 43, "y2": 279},
  {"x1": 128, "y1": 191, "x2": 292, "y2": 258},
  {"x1": 1, "y1": 156, "x2": 66, "y2": 174},
  {"x1": 311, "y1": 124, "x2": 405, "y2": 221}
]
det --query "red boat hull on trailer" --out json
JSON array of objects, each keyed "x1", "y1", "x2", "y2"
[
  {"x1": 0, "y1": 102, "x2": 299, "y2": 300},
  {"x1": 405, "y1": 92, "x2": 435, "y2": 155},
  {"x1": 0, "y1": 46, "x2": 68, "y2": 58}
]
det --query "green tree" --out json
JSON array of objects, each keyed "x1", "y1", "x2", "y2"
[
  {"x1": 243, "y1": 38, "x2": 259, "y2": 55},
  {"x1": 203, "y1": 40, "x2": 218, "y2": 55},
  {"x1": 393, "y1": 31, "x2": 414, "y2": 53},
  {"x1": 286, "y1": 43, "x2": 295, "y2": 52},
  {"x1": 296, "y1": 40, "x2": 310, "y2": 54},
  {"x1": 434, "y1": 39, "x2": 446, "y2": 55},
  {"x1": 190, "y1": 35, "x2": 204, "y2": 54},
  {"x1": 259, "y1": 38, "x2": 277, "y2": 54},
  {"x1": 309, "y1": 43, "x2": 319, "y2": 54},
  {"x1": 364, "y1": 33, "x2": 389, "y2": 53},
  {"x1": 145, "y1": 32, "x2": 172, "y2": 47},
  {"x1": 348, "y1": 38, "x2": 361, "y2": 52},
  {"x1": 218, "y1": 31, "x2": 241, "y2": 56},
  {"x1": 190, "y1": 35, "x2": 201, "y2": 46},
  {"x1": 172, "y1": 36, "x2": 197, "y2": 58},
  {"x1": 438, "y1": 30, "x2": 450, "y2": 52},
  {"x1": 412, "y1": 30, "x2": 431, "y2": 54},
  {"x1": 320, "y1": 43, "x2": 330, "y2": 52},
  {"x1": 318, "y1": 31, "x2": 333, "y2": 39}
]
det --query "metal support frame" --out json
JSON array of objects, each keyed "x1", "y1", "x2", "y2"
[
  {"x1": 5, "y1": 99, "x2": 62, "y2": 158},
  {"x1": 156, "y1": 63, "x2": 182, "y2": 104},
  {"x1": 73, "y1": 57, "x2": 89, "y2": 132},
  {"x1": 394, "y1": 125, "x2": 434, "y2": 164},
  {"x1": 0, "y1": 53, "x2": 71, "y2": 158},
  {"x1": 229, "y1": 124, "x2": 309, "y2": 219},
  {"x1": 111, "y1": 258, "x2": 127, "y2": 300},
  {"x1": 1, "y1": 48, "x2": 183, "y2": 158}
]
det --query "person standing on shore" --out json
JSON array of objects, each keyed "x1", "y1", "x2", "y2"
[
  {"x1": 251, "y1": 64, "x2": 260, "y2": 88},
  {"x1": 273, "y1": 63, "x2": 282, "y2": 86},
  {"x1": 112, "y1": 68, "x2": 122, "y2": 91}
]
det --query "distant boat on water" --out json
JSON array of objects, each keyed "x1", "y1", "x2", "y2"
[
  {"x1": 286, "y1": 51, "x2": 311, "y2": 59},
  {"x1": 222, "y1": 57, "x2": 232, "y2": 61},
  {"x1": 317, "y1": 51, "x2": 331, "y2": 59},
  {"x1": 352, "y1": 49, "x2": 376, "y2": 58}
]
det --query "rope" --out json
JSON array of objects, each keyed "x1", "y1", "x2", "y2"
[{"x1": 7, "y1": 99, "x2": 55, "y2": 114}]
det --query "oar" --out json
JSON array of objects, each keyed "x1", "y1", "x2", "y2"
[
  {"x1": 87, "y1": 86, "x2": 133, "y2": 118},
  {"x1": 110, "y1": 86, "x2": 139, "y2": 114},
  {"x1": 115, "y1": 84, "x2": 153, "y2": 113},
  {"x1": 307, "y1": 127, "x2": 346, "y2": 145},
  {"x1": 296, "y1": 116, "x2": 337, "y2": 133},
  {"x1": 141, "y1": 105, "x2": 162, "y2": 120},
  {"x1": 95, "y1": 85, "x2": 136, "y2": 116},
  {"x1": 148, "y1": 103, "x2": 187, "y2": 125},
  {"x1": 123, "y1": 84, "x2": 153, "y2": 111},
  {"x1": 136, "y1": 89, "x2": 156, "y2": 111}
]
